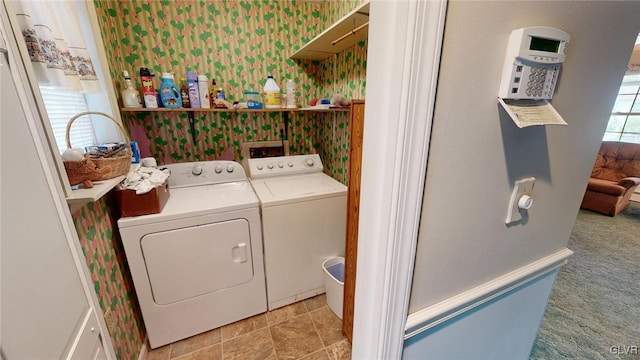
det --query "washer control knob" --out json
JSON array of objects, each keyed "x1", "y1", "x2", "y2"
[
  {"x1": 226, "y1": 165, "x2": 235, "y2": 173},
  {"x1": 305, "y1": 158, "x2": 314, "y2": 167},
  {"x1": 257, "y1": 164, "x2": 263, "y2": 170},
  {"x1": 267, "y1": 163, "x2": 274, "y2": 169},
  {"x1": 278, "y1": 162, "x2": 284, "y2": 168},
  {"x1": 192, "y1": 165, "x2": 203, "y2": 176},
  {"x1": 214, "y1": 165, "x2": 223, "y2": 174},
  {"x1": 288, "y1": 162, "x2": 294, "y2": 168}
]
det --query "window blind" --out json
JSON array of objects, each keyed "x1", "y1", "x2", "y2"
[
  {"x1": 604, "y1": 73, "x2": 640, "y2": 144},
  {"x1": 39, "y1": 85, "x2": 96, "y2": 154},
  {"x1": 603, "y1": 34, "x2": 640, "y2": 144}
]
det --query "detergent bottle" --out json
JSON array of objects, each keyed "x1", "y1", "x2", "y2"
[{"x1": 159, "y1": 72, "x2": 182, "y2": 108}]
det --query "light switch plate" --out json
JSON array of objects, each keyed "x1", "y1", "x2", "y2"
[{"x1": 505, "y1": 177, "x2": 536, "y2": 224}]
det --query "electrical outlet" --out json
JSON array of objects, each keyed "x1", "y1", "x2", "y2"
[{"x1": 104, "y1": 309, "x2": 116, "y2": 334}]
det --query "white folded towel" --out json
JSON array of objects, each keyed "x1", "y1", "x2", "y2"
[{"x1": 120, "y1": 164, "x2": 170, "y2": 195}]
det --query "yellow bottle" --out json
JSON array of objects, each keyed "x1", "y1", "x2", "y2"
[{"x1": 209, "y1": 79, "x2": 217, "y2": 104}]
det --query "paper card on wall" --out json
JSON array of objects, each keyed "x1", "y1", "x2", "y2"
[{"x1": 498, "y1": 98, "x2": 567, "y2": 128}]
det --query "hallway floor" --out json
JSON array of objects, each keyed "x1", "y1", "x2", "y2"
[
  {"x1": 531, "y1": 202, "x2": 640, "y2": 359},
  {"x1": 146, "y1": 294, "x2": 351, "y2": 360}
]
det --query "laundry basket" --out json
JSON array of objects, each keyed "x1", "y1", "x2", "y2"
[
  {"x1": 65, "y1": 111, "x2": 131, "y2": 181},
  {"x1": 322, "y1": 257, "x2": 345, "y2": 319}
]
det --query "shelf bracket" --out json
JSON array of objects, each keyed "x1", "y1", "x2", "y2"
[
  {"x1": 188, "y1": 112, "x2": 196, "y2": 145},
  {"x1": 283, "y1": 111, "x2": 290, "y2": 140}
]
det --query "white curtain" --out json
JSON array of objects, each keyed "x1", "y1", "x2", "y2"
[{"x1": 12, "y1": 0, "x2": 100, "y2": 93}]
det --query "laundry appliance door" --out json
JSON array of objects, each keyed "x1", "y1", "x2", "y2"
[
  {"x1": 119, "y1": 207, "x2": 267, "y2": 349},
  {"x1": 261, "y1": 193, "x2": 347, "y2": 310},
  {"x1": 141, "y1": 219, "x2": 254, "y2": 305}
]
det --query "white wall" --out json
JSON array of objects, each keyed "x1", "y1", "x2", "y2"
[{"x1": 409, "y1": 1, "x2": 640, "y2": 311}]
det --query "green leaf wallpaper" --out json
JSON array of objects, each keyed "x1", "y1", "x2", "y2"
[
  {"x1": 72, "y1": 197, "x2": 145, "y2": 360},
  {"x1": 72, "y1": 1, "x2": 367, "y2": 358},
  {"x1": 94, "y1": 0, "x2": 366, "y2": 180}
]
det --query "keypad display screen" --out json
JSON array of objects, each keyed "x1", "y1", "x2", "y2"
[{"x1": 529, "y1": 37, "x2": 560, "y2": 53}]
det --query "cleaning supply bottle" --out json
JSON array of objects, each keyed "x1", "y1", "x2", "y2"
[
  {"x1": 285, "y1": 79, "x2": 297, "y2": 109},
  {"x1": 159, "y1": 72, "x2": 182, "y2": 108},
  {"x1": 179, "y1": 77, "x2": 190, "y2": 108},
  {"x1": 209, "y1": 79, "x2": 217, "y2": 103},
  {"x1": 263, "y1": 75, "x2": 281, "y2": 109},
  {"x1": 121, "y1": 71, "x2": 142, "y2": 108},
  {"x1": 186, "y1": 71, "x2": 201, "y2": 108},
  {"x1": 198, "y1": 74, "x2": 211, "y2": 108},
  {"x1": 140, "y1": 67, "x2": 158, "y2": 108},
  {"x1": 211, "y1": 86, "x2": 227, "y2": 108}
]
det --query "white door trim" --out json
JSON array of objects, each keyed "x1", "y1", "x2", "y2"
[
  {"x1": 0, "y1": 5, "x2": 116, "y2": 359},
  {"x1": 352, "y1": 0, "x2": 447, "y2": 358}
]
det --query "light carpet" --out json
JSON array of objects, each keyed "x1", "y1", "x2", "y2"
[{"x1": 530, "y1": 202, "x2": 640, "y2": 359}]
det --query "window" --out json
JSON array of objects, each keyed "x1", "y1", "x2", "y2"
[
  {"x1": 603, "y1": 73, "x2": 640, "y2": 144},
  {"x1": 39, "y1": 85, "x2": 96, "y2": 154},
  {"x1": 603, "y1": 35, "x2": 640, "y2": 144}
]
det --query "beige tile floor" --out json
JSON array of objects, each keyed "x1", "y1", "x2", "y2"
[{"x1": 146, "y1": 294, "x2": 351, "y2": 360}]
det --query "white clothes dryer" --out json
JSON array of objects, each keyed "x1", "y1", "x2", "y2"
[
  {"x1": 117, "y1": 161, "x2": 266, "y2": 349},
  {"x1": 247, "y1": 154, "x2": 347, "y2": 310}
]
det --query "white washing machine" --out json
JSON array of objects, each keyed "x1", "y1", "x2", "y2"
[
  {"x1": 247, "y1": 154, "x2": 347, "y2": 310},
  {"x1": 117, "y1": 161, "x2": 266, "y2": 349}
]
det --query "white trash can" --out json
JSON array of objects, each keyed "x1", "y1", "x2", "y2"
[{"x1": 322, "y1": 256, "x2": 345, "y2": 319}]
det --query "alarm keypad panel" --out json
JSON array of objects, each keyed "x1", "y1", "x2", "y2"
[
  {"x1": 498, "y1": 27, "x2": 570, "y2": 100},
  {"x1": 507, "y1": 60, "x2": 560, "y2": 99}
]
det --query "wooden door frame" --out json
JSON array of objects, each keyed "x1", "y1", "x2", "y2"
[{"x1": 342, "y1": 100, "x2": 365, "y2": 341}]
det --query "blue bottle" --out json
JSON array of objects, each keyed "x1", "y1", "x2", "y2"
[{"x1": 159, "y1": 72, "x2": 182, "y2": 108}]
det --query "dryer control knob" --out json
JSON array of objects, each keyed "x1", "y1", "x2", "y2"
[
  {"x1": 257, "y1": 164, "x2": 263, "y2": 170},
  {"x1": 278, "y1": 162, "x2": 284, "y2": 168},
  {"x1": 268, "y1": 163, "x2": 274, "y2": 169},
  {"x1": 214, "y1": 165, "x2": 223, "y2": 174},
  {"x1": 305, "y1": 158, "x2": 314, "y2": 167},
  {"x1": 227, "y1": 165, "x2": 235, "y2": 173},
  {"x1": 192, "y1": 165, "x2": 203, "y2": 176},
  {"x1": 287, "y1": 162, "x2": 294, "y2": 167}
]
